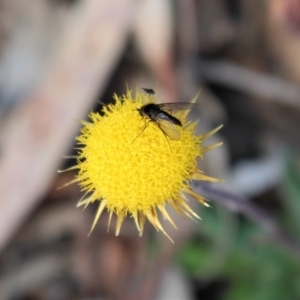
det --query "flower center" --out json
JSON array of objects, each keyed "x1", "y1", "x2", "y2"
[{"x1": 77, "y1": 98, "x2": 199, "y2": 214}]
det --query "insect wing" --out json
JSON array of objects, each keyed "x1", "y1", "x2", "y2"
[
  {"x1": 156, "y1": 119, "x2": 181, "y2": 140},
  {"x1": 157, "y1": 102, "x2": 197, "y2": 113}
]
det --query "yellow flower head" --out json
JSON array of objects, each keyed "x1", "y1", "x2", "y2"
[{"x1": 67, "y1": 89, "x2": 223, "y2": 241}]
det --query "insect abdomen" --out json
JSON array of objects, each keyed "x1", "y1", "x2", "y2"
[
  {"x1": 169, "y1": 115, "x2": 182, "y2": 126},
  {"x1": 157, "y1": 111, "x2": 182, "y2": 126}
]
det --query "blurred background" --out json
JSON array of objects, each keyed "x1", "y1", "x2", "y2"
[{"x1": 0, "y1": 0, "x2": 300, "y2": 299}]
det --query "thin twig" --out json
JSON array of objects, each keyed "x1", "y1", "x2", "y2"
[
  {"x1": 193, "y1": 182, "x2": 300, "y2": 259},
  {"x1": 194, "y1": 59, "x2": 300, "y2": 108}
]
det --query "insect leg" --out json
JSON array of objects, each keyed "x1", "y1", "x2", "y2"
[
  {"x1": 155, "y1": 123, "x2": 172, "y2": 152},
  {"x1": 131, "y1": 118, "x2": 152, "y2": 144}
]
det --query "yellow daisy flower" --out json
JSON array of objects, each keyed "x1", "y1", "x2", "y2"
[{"x1": 66, "y1": 88, "x2": 223, "y2": 241}]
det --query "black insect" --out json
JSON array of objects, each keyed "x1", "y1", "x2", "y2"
[
  {"x1": 141, "y1": 87, "x2": 155, "y2": 96},
  {"x1": 133, "y1": 102, "x2": 196, "y2": 142}
]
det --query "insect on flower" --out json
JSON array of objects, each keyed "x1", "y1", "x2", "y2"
[
  {"x1": 135, "y1": 102, "x2": 197, "y2": 141},
  {"x1": 61, "y1": 88, "x2": 223, "y2": 242},
  {"x1": 141, "y1": 87, "x2": 155, "y2": 95}
]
